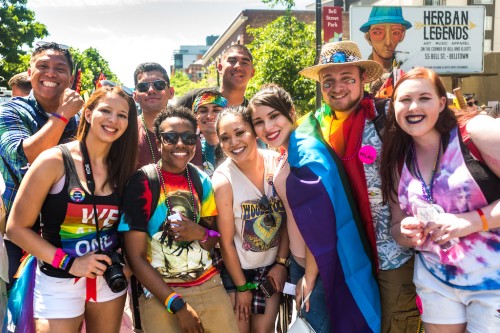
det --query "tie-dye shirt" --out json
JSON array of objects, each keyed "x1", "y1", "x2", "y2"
[
  {"x1": 399, "y1": 127, "x2": 500, "y2": 290},
  {"x1": 119, "y1": 165, "x2": 218, "y2": 284}
]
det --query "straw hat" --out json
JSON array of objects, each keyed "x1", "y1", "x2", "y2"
[{"x1": 299, "y1": 41, "x2": 384, "y2": 83}]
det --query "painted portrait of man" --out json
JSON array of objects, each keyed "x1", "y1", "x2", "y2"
[{"x1": 360, "y1": 6, "x2": 412, "y2": 72}]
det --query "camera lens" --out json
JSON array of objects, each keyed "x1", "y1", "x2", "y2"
[{"x1": 103, "y1": 265, "x2": 128, "y2": 293}]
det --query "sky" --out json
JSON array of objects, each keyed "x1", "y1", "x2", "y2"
[{"x1": 28, "y1": 0, "x2": 314, "y2": 87}]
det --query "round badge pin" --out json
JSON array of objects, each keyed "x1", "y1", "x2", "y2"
[
  {"x1": 358, "y1": 145, "x2": 377, "y2": 164},
  {"x1": 70, "y1": 188, "x2": 86, "y2": 203}
]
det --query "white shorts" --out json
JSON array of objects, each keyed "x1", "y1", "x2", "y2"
[
  {"x1": 414, "y1": 255, "x2": 500, "y2": 333},
  {"x1": 34, "y1": 265, "x2": 126, "y2": 319}
]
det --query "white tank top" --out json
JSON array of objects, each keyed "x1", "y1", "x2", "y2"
[{"x1": 214, "y1": 149, "x2": 286, "y2": 269}]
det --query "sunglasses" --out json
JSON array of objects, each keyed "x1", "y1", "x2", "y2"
[
  {"x1": 467, "y1": 100, "x2": 478, "y2": 107},
  {"x1": 160, "y1": 132, "x2": 197, "y2": 145},
  {"x1": 35, "y1": 41, "x2": 70, "y2": 50},
  {"x1": 258, "y1": 195, "x2": 276, "y2": 228},
  {"x1": 136, "y1": 80, "x2": 168, "y2": 93},
  {"x1": 99, "y1": 80, "x2": 133, "y2": 97}
]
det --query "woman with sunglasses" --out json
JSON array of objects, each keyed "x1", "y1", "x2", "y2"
[
  {"x1": 212, "y1": 106, "x2": 288, "y2": 333},
  {"x1": 380, "y1": 68, "x2": 500, "y2": 333},
  {"x1": 6, "y1": 84, "x2": 138, "y2": 332},
  {"x1": 119, "y1": 106, "x2": 238, "y2": 333},
  {"x1": 248, "y1": 84, "x2": 381, "y2": 333}
]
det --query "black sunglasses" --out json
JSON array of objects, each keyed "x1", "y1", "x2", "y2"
[
  {"x1": 258, "y1": 195, "x2": 276, "y2": 228},
  {"x1": 99, "y1": 80, "x2": 133, "y2": 97},
  {"x1": 35, "y1": 41, "x2": 70, "y2": 50},
  {"x1": 467, "y1": 100, "x2": 478, "y2": 107},
  {"x1": 136, "y1": 80, "x2": 168, "y2": 93},
  {"x1": 160, "y1": 132, "x2": 197, "y2": 146}
]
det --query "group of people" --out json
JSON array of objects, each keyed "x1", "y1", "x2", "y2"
[{"x1": 0, "y1": 38, "x2": 498, "y2": 333}]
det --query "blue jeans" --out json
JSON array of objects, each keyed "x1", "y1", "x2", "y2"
[{"x1": 290, "y1": 257, "x2": 332, "y2": 333}]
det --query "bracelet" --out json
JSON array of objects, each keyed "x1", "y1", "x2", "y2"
[
  {"x1": 236, "y1": 282, "x2": 259, "y2": 292},
  {"x1": 165, "y1": 292, "x2": 183, "y2": 314},
  {"x1": 476, "y1": 208, "x2": 489, "y2": 231},
  {"x1": 199, "y1": 229, "x2": 221, "y2": 243},
  {"x1": 51, "y1": 248, "x2": 66, "y2": 268},
  {"x1": 51, "y1": 113, "x2": 69, "y2": 124}
]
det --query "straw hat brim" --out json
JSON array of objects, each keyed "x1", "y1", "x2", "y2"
[{"x1": 299, "y1": 60, "x2": 384, "y2": 83}]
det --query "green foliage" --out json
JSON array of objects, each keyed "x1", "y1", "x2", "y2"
[
  {"x1": 170, "y1": 69, "x2": 215, "y2": 99},
  {"x1": 70, "y1": 47, "x2": 119, "y2": 93},
  {"x1": 0, "y1": 0, "x2": 48, "y2": 83},
  {"x1": 261, "y1": 0, "x2": 295, "y2": 9},
  {"x1": 247, "y1": 16, "x2": 316, "y2": 115}
]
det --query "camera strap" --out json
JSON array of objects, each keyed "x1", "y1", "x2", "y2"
[{"x1": 80, "y1": 141, "x2": 103, "y2": 252}]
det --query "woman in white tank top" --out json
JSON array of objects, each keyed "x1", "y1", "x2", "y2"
[{"x1": 212, "y1": 106, "x2": 289, "y2": 333}]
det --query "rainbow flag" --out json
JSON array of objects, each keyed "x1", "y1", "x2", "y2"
[{"x1": 286, "y1": 113, "x2": 380, "y2": 332}]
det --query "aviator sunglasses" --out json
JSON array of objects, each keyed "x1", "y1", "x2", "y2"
[
  {"x1": 136, "y1": 80, "x2": 168, "y2": 93},
  {"x1": 258, "y1": 195, "x2": 276, "y2": 228},
  {"x1": 100, "y1": 80, "x2": 134, "y2": 97},
  {"x1": 160, "y1": 132, "x2": 197, "y2": 146}
]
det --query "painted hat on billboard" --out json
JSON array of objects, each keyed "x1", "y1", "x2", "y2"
[
  {"x1": 299, "y1": 41, "x2": 384, "y2": 83},
  {"x1": 359, "y1": 7, "x2": 412, "y2": 33}
]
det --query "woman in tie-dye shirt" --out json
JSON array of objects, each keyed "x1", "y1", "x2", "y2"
[{"x1": 380, "y1": 67, "x2": 500, "y2": 333}]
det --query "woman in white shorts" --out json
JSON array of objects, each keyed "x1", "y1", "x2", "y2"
[
  {"x1": 6, "y1": 84, "x2": 138, "y2": 332},
  {"x1": 380, "y1": 67, "x2": 500, "y2": 333}
]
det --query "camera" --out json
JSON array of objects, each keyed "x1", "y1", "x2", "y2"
[{"x1": 97, "y1": 250, "x2": 128, "y2": 293}]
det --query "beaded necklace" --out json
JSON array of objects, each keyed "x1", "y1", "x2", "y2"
[
  {"x1": 410, "y1": 138, "x2": 442, "y2": 204},
  {"x1": 141, "y1": 114, "x2": 157, "y2": 164},
  {"x1": 155, "y1": 162, "x2": 197, "y2": 223},
  {"x1": 328, "y1": 108, "x2": 365, "y2": 161}
]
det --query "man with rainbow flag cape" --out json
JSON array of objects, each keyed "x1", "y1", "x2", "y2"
[
  {"x1": 289, "y1": 111, "x2": 381, "y2": 332},
  {"x1": 299, "y1": 41, "x2": 419, "y2": 332}
]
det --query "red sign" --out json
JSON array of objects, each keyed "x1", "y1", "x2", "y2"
[{"x1": 323, "y1": 6, "x2": 343, "y2": 43}]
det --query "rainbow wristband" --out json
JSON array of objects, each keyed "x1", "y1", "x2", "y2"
[
  {"x1": 51, "y1": 248, "x2": 66, "y2": 268},
  {"x1": 165, "y1": 292, "x2": 182, "y2": 314},
  {"x1": 476, "y1": 208, "x2": 489, "y2": 231},
  {"x1": 51, "y1": 113, "x2": 69, "y2": 124}
]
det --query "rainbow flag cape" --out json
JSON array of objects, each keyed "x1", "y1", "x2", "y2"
[{"x1": 286, "y1": 112, "x2": 381, "y2": 332}]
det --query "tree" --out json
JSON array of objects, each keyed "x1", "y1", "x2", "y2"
[
  {"x1": 246, "y1": 15, "x2": 316, "y2": 115},
  {"x1": 170, "y1": 70, "x2": 214, "y2": 100},
  {"x1": 70, "y1": 47, "x2": 120, "y2": 93},
  {"x1": 0, "y1": 0, "x2": 48, "y2": 83}
]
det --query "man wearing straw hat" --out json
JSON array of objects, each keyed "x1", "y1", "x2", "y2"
[{"x1": 300, "y1": 40, "x2": 419, "y2": 333}]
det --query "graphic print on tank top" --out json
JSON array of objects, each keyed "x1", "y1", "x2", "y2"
[{"x1": 240, "y1": 196, "x2": 285, "y2": 252}]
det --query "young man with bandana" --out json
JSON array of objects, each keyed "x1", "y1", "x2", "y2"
[
  {"x1": 299, "y1": 40, "x2": 419, "y2": 333},
  {"x1": 191, "y1": 89, "x2": 228, "y2": 177}
]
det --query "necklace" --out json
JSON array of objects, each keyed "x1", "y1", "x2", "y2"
[
  {"x1": 411, "y1": 138, "x2": 442, "y2": 204},
  {"x1": 141, "y1": 114, "x2": 157, "y2": 164},
  {"x1": 328, "y1": 109, "x2": 365, "y2": 161},
  {"x1": 156, "y1": 162, "x2": 197, "y2": 223}
]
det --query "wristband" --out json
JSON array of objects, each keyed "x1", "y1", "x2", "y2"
[
  {"x1": 165, "y1": 292, "x2": 184, "y2": 314},
  {"x1": 51, "y1": 248, "x2": 66, "y2": 268},
  {"x1": 199, "y1": 228, "x2": 221, "y2": 243},
  {"x1": 236, "y1": 282, "x2": 259, "y2": 292},
  {"x1": 51, "y1": 113, "x2": 69, "y2": 124},
  {"x1": 476, "y1": 208, "x2": 489, "y2": 231}
]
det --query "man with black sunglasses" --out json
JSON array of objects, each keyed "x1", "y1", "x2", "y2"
[
  {"x1": 0, "y1": 41, "x2": 83, "y2": 287},
  {"x1": 133, "y1": 62, "x2": 175, "y2": 168}
]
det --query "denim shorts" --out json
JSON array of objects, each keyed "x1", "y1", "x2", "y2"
[{"x1": 290, "y1": 256, "x2": 332, "y2": 333}]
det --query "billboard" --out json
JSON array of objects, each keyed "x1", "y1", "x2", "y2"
[{"x1": 350, "y1": 6, "x2": 485, "y2": 74}]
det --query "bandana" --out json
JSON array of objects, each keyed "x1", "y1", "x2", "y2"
[{"x1": 192, "y1": 92, "x2": 228, "y2": 113}]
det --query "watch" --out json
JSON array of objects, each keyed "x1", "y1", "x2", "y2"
[
  {"x1": 275, "y1": 256, "x2": 290, "y2": 267},
  {"x1": 170, "y1": 297, "x2": 186, "y2": 314}
]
